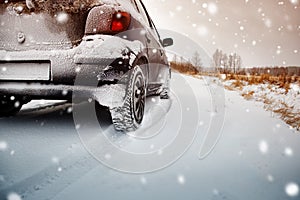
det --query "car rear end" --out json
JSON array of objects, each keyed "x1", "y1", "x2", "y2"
[{"x1": 0, "y1": 0, "x2": 143, "y2": 100}]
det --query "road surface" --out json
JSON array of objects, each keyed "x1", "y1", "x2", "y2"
[{"x1": 0, "y1": 73, "x2": 299, "y2": 200}]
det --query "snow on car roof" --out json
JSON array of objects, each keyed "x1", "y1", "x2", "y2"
[{"x1": 0, "y1": 0, "x2": 123, "y2": 13}]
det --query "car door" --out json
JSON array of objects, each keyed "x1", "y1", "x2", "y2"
[{"x1": 134, "y1": 0, "x2": 162, "y2": 84}]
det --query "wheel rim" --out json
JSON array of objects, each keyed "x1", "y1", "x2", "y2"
[{"x1": 133, "y1": 73, "x2": 145, "y2": 124}]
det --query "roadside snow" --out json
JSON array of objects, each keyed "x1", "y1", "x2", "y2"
[{"x1": 222, "y1": 79, "x2": 300, "y2": 130}]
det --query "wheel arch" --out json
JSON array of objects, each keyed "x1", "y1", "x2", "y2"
[{"x1": 132, "y1": 55, "x2": 149, "y2": 85}]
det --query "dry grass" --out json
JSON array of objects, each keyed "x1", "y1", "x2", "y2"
[
  {"x1": 220, "y1": 73, "x2": 300, "y2": 131},
  {"x1": 170, "y1": 62, "x2": 199, "y2": 75},
  {"x1": 241, "y1": 91, "x2": 255, "y2": 100}
]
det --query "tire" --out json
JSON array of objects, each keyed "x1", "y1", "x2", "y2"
[
  {"x1": 160, "y1": 68, "x2": 171, "y2": 99},
  {"x1": 0, "y1": 95, "x2": 23, "y2": 117},
  {"x1": 110, "y1": 66, "x2": 146, "y2": 132}
]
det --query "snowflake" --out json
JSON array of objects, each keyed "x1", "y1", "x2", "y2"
[
  {"x1": 177, "y1": 174, "x2": 185, "y2": 185},
  {"x1": 289, "y1": 0, "x2": 299, "y2": 5},
  {"x1": 140, "y1": 176, "x2": 147, "y2": 184},
  {"x1": 285, "y1": 182, "x2": 299, "y2": 197},
  {"x1": 0, "y1": 141, "x2": 8, "y2": 151},
  {"x1": 7, "y1": 192, "x2": 22, "y2": 200},
  {"x1": 284, "y1": 147, "x2": 294, "y2": 157},
  {"x1": 56, "y1": 12, "x2": 69, "y2": 24},
  {"x1": 259, "y1": 140, "x2": 268, "y2": 154}
]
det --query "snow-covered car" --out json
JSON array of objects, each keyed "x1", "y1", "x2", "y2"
[{"x1": 0, "y1": 0, "x2": 173, "y2": 131}]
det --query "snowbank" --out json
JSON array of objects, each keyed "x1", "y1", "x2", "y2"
[{"x1": 222, "y1": 79, "x2": 300, "y2": 130}]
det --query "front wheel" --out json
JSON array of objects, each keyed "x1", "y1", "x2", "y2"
[{"x1": 110, "y1": 66, "x2": 146, "y2": 132}]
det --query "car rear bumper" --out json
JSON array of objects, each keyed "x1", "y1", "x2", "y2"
[
  {"x1": 0, "y1": 82, "x2": 126, "y2": 108},
  {"x1": 0, "y1": 35, "x2": 143, "y2": 83}
]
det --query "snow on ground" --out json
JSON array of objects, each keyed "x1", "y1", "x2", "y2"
[
  {"x1": 0, "y1": 73, "x2": 300, "y2": 200},
  {"x1": 222, "y1": 79, "x2": 300, "y2": 130}
]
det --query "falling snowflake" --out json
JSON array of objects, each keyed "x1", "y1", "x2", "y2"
[
  {"x1": 7, "y1": 192, "x2": 22, "y2": 200},
  {"x1": 202, "y1": 3, "x2": 208, "y2": 8},
  {"x1": 67, "y1": 107, "x2": 73, "y2": 113},
  {"x1": 259, "y1": 140, "x2": 268, "y2": 154},
  {"x1": 104, "y1": 153, "x2": 111, "y2": 160},
  {"x1": 157, "y1": 149, "x2": 163, "y2": 155},
  {"x1": 75, "y1": 67, "x2": 81, "y2": 73},
  {"x1": 177, "y1": 174, "x2": 185, "y2": 185},
  {"x1": 0, "y1": 141, "x2": 8, "y2": 151},
  {"x1": 285, "y1": 182, "x2": 299, "y2": 197},
  {"x1": 199, "y1": 121, "x2": 204, "y2": 126},
  {"x1": 284, "y1": 147, "x2": 294, "y2": 157},
  {"x1": 75, "y1": 124, "x2": 81, "y2": 130},
  {"x1": 207, "y1": 3, "x2": 218, "y2": 15},
  {"x1": 197, "y1": 26, "x2": 208, "y2": 36},
  {"x1": 264, "y1": 18, "x2": 272, "y2": 28},
  {"x1": 140, "y1": 176, "x2": 147, "y2": 184},
  {"x1": 289, "y1": 0, "x2": 299, "y2": 5},
  {"x1": 51, "y1": 156, "x2": 60, "y2": 164},
  {"x1": 176, "y1": 6, "x2": 183, "y2": 11},
  {"x1": 62, "y1": 90, "x2": 68, "y2": 96},
  {"x1": 56, "y1": 12, "x2": 69, "y2": 24},
  {"x1": 267, "y1": 174, "x2": 274, "y2": 182},
  {"x1": 14, "y1": 101, "x2": 20, "y2": 108},
  {"x1": 213, "y1": 189, "x2": 219, "y2": 195}
]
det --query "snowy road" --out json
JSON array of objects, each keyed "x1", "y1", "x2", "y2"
[{"x1": 0, "y1": 73, "x2": 300, "y2": 200}]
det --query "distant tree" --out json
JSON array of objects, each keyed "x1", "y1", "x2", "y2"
[
  {"x1": 191, "y1": 51, "x2": 203, "y2": 69},
  {"x1": 213, "y1": 49, "x2": 222, "y2": 69},
  {"x1": 221, "y1": 53, "x2": 228, "y2": 73},
  {"x1": 228, "y1": 53, "x2": 234, "y2": 73},
  {"x1": 235, "y1": 54, "x2": 242, "y2": 73},
  {"x1": 213, "y1": 49, "x2": 242, "y2": 74},
  {"x1": 228, "y1": 53, "x2": 242, "y2": 73}
]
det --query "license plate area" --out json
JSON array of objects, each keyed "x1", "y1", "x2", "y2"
[{"x1": 0, "y1": 61, "x2": 50, "y2": 81}]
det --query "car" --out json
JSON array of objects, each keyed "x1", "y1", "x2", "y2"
[{"x1": 0, "y1": 0, "x2": 173, "y2": 131}]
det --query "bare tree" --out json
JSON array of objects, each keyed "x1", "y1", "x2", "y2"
[
  {"x1": 213, "y1": 49, "x2": 242, "y2": 74},
  {"x1": 227, "y1": 53, "x2": 242, "y2": 73},
  {"x1": 221, "y1": 53, "x2": 228, "y2": 73},
  {"x1": 213, "y1": 49, "x2": 223, "y2": 70},
  {"x1": 191, "y1": 51, "x2": 203, "y2": 70},
  {"x1": 235, "y1": 54, "x2": 242, "y2": 73}
]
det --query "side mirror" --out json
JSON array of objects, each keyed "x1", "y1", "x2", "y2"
[{"x1": 162, "y1": 38, "x2": 173, "y2": 47}]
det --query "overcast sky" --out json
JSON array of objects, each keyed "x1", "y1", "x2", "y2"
[{"x1": 143, "y1": 0, "x2": 300, "y2": 67}]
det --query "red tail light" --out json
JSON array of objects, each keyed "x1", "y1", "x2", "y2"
[{"x1": 111, "y1": 12, "x2": 131, "y2": 32}]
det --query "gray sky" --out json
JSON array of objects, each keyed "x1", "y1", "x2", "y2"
[{"x1": 143, "y1": 0, "x2": 300, "y2": 67}]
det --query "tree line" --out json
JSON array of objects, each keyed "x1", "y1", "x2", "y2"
[
  {"x1": 212, "y1": 49, "x2": 242, "y2": 74},
  {"x1": 170, "y1": 49, "x2": 300, "y2": 77}
]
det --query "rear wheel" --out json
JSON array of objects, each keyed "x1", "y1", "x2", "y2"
[
  {"x1": 110, "y1": 66, "x2": 146, "y2": 132},
  {"x1": 0, "y1": 95, "x2": 23, "y2": 117}
]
